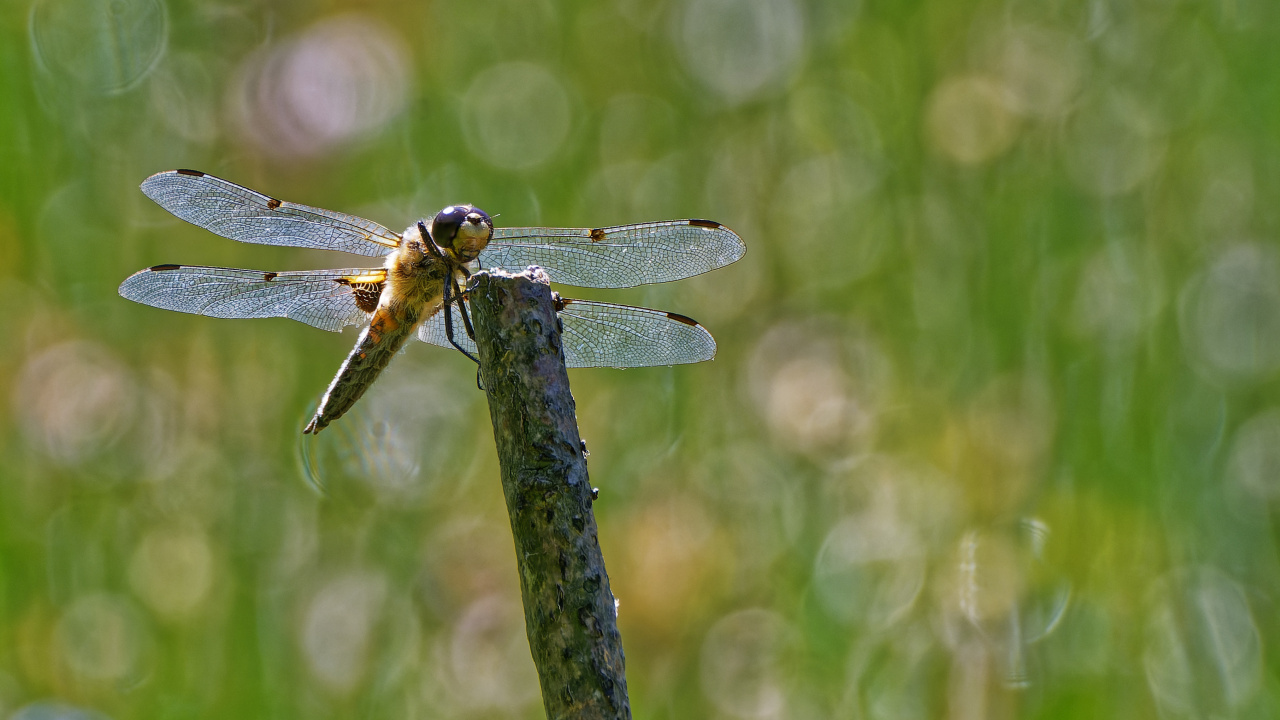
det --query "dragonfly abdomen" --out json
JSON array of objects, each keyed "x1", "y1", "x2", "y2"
[{"x1": 303, "y1": 305, "x2": 427, "y2": 434}]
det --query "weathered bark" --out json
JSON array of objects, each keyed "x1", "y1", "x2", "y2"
[{"x1": 467, "y1": 268, "x2": 631, "y2": 720}]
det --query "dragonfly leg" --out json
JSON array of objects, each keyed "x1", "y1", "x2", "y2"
[
  {"x1": 448, "y1": 275, "x2": 485, "y2": 390},
  {"x1": 418, "y1": 220, "x2": 447, "y2": 259},
  {"x1": 422, "y1": 221, "x2": 483, "y2": 388},
  {"x1": 441, "y1": 275, "x2": 481, "y2": 367},
  {"x1": 453, "y1": 276, "x2": 478, "y2": 341},
  {"x1": 454, "y1": 266, "x2": 477, "y2": 338}
]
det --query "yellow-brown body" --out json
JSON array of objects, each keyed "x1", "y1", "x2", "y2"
[{"x1": 303, "y1": 210, "x2": 491, "y2": 434}]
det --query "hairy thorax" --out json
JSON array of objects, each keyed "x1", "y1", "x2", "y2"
[{"x1": 382, "y1": 229, "x2": 450, "y2": 323}]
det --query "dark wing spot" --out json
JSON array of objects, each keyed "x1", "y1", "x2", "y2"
[
  {"x1": 263, "y1": 272, "x2": 278, "y2": 282},
  {"x1": 266, "y1": 198, "x2": 282, "y2": 210},
  {"x1": 149, "y1": 264, "x2": 182, "y2": 271},
  {"x1": 175, "y1": 169, "x2": 204, "y2": 176},
  {"x1": 589, "y1": 228, "x2": 606, "y2": 242},
  {"x1": 666, "y1": 312, "x2": 699, "y2": 327},
  {"x1": 689, "y1": 219, "x2": 721, "y2": 229},
  {"x1": 554, "y1": 295, "x2": 571, "y2": 312},
  {"x1": 350, "y1": 281, "x2": 384, "y2": 313}
]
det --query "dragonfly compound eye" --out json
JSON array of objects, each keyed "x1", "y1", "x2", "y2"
[{"x1": 430, "y1": 205, "x2": 467, "y2": 246}]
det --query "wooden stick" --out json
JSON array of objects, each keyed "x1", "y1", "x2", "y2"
[{"x1": 467, "y1": 268, "x2": 631, "y2": 720}]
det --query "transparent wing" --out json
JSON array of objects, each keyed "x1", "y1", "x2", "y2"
[
  {"x1": 416, "y1": 303, "x2": 479, "y2": 355},
  {"x1": 141, "y1": 170, "x2": 401, "y2": 257},
  {"x1": 479, "y1": 219, "x2": 745, "y2": 288},
  {"x1": 555, "y1": 300, "x2": 717, "y2": 367},
  {"x1": 416, "y1": 298, "x2": 716, "y2": 368},
  {"x1": 119, "y1": 265, "x2": 387, "y2": 332}
]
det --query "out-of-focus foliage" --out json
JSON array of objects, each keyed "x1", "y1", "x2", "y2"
[{"x1": 1, "y1": 0, "x2": 1279, "y2": 718}]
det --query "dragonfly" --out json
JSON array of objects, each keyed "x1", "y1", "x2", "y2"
[{"x1": 119, "y1": 170, "x2": 745, "y2": 434}]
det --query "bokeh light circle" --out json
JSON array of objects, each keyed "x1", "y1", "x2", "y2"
[
  {"x1": 229, "y1": 14, "x2": 411, "y2": 159},
  {"x1": 29, "y1": 0, "x2": 166, "y2": 94},
  {"x1": 446, "y1": 595, "x2": 541, "y2": 710},
  {"x1": 746, "y1": 320, "x2": 892, "y2": 456},
  {"x1": 700, "y1": 608, "x2": 794, "y2": 717},
  {"x1": 461, "y1": 62, "x2": 572, "y2": 171},
  {"x1": 1227, "y1": 408, "x2": 1280, "y2": 501},
  {"x1": 15, "y1": 341, "x2": 137, "y2": 467},
  {"x1": 299, "y1": 571, "x2": 388, "y2": 696},
  {"x1": 1071, "y1": 245, "x2": 1163, "y2": 346},
  {"x1": 56, "y1": 594, "x2": 148, "y2": 682},
  {"x1": 679, "y1": 0, "x2": 805, "y2": 104},
  {"x1": 149, "y1": 51, "x2": 221, "y2": 144},
  {"x1": 128, "y1": 525, "x2": 216, "y2": 621},
  {"x1": 1064, "y1": 90, "x2": 1166, "y2": 196},
  {"x1": 1145, "y1": 566, "x2": 1261, "y2": 715},
  {"x1": 925, "y1": 75, "x2": 1019, "y2": 165},
  {"x1": 617, "y1": 496, "x2": 720, "y2": 632},
  {"x1": 979, "y1": 24, "x2": 1085, "y2": 120},
  {"x1": 813, "y1": 515, "x2": 925, "y2": 628},
  {"x1": 1181, "y1": 243, "x2": 1280, "y2": 382}
]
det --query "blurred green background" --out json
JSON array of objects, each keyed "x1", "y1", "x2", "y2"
[{"x1": 2, "y1": 0, "x2": 1279, "y2": 718}]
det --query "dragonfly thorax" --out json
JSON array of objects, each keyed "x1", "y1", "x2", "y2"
[{"x1": 386, "y1": 225, "x2": 448, "y2": 296}]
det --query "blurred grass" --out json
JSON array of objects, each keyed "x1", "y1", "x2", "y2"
[{"x1": 2, "y1": 0, "x2": 1280, "y2": 718}]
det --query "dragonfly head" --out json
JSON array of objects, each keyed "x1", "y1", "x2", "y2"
[{"x1": 429, "y1": 205, "x2": 493, "y2": 264}]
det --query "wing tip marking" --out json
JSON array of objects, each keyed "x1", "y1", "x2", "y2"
[
  {"x1": 264, "y1": 272, "x2": 278, "y2": 282},
  {"x1": 175, "y1": 169, "x2": 204, "y2": 176},
  {"x1": 266, "y1": 198, "x2": 282, "y2": 210},
  {"x1": 150, "y1": 264, "x2": 182, "y2": 271},
  {"x1": 589, "y1": 228, "x2": 606, "y2": 242},
  {"x1": 666, "y1": 311, "x2": 700, "y2": 327},
  {"x1": 689, "y1": 219, "x2": 721, "y2": 229}
]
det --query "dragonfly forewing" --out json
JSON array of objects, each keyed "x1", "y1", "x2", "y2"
[
  {"x1": 481, "y1": 219, "x2": 744, "y2": 288},
  {"x1": 141, "y1": 170, "x2": 400, "y2": 257}
]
